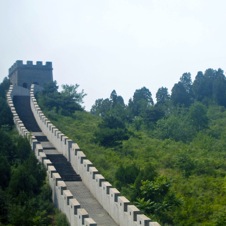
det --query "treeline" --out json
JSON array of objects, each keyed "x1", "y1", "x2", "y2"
[
  {"x1": 91, "y1": 68, "x2": 226, "y2": 144},
  {"x1": 0, "y1": 78, "x2": 69, "y2": 226},
  {"x1": 37, "y1": 82, "x2": 86, "y2": 116},
  {"x1": 37, "y1": 68, "x2": 226, "y2": 225}
]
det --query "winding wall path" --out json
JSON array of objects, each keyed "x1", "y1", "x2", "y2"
[
  {"x1": 13, "y1": 95, "x2": 118, "y2": 226},
  {"x1": 7, "y1": 84, "x2": 160, "y2": 226}
]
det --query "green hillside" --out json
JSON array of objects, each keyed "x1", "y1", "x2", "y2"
[{"x1": 37, "y1": 69, "x2": 226, "y2": 225}]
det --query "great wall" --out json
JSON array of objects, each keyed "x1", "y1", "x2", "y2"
[{"x1": 6, "y1": 60, "x2": 160, "y2": 226}]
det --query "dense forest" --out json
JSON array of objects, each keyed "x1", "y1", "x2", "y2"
[
  {"x1": 0, "y1": 78, "x2": 69, "y2": 226},
  {"x1": 37, "y1": 68, "x2": 226, "y2": 226}
]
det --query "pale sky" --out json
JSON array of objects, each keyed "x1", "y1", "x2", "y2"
[{"x1": 1, "y1": 0, "x2": 226, "y2": 110}]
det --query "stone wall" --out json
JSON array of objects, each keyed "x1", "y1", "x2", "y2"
[
  {"x1": 8, "y1": 60, "x2": 53, "y2": 88},
  {"x1": 7, "y1": 85, "x2": 98, "y2": 226},
  {"x1": 30, "y1": 85, "x2": 160, "y2": 226},
  {"x1": 7, "y1": 85, "x2": 30, "y2": 137},
  {"x1": 7, "y1": 84, "x2": 160, "y2": 226}
]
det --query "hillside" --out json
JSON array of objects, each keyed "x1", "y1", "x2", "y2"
[{"x1": 37, "y1": 69, "x2": 226, "y2": 225}]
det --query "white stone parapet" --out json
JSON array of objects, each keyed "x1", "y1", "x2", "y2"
[
  {"x1": 7, "y1": 85, "x2": 99, "y2": 226},
  {"x1": 6, "y1": 84, "x2": 161, "y2": 226},
  {"x1": 27, "y1": 84, "x2": 161, "y2": 226}
]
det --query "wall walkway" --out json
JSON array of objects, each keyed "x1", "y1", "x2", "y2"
[{"x1": 6, "y1": 84, "x2": 160, "y2": 226}]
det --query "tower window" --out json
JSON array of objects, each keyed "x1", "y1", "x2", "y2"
[{"x1": 23, "y1": 83, "x2": 28, "y2": 88}]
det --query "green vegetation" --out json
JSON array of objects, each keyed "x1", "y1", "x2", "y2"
[
  {"x1": 37, "y1": 68, "x2": 226, "y2": 225},
  {"x1": 0, "y1": 78, "x2": 69, "y2": 226},
  {"x1": 37, "y1": 81, "x2": 86, "y2": 116}
]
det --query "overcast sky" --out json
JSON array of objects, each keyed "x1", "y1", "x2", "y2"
[{"x1": 1, "y1": 0, "x2": 226, "y2": 110}]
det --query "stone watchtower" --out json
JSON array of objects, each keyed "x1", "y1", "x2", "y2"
[{"x1": 8, "y1": 60, "x2": 53, "y2": 89}]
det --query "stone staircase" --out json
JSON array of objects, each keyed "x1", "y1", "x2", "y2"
[
  {"x1": 13, "y1": 95, "x2": 120, "y2": 226},
  {"x1": 46, "y1": 154, "x2": 81, "y2": 181},
  {"x1": 13, "y1": 96, "x2": 41, "y2": 132},
  {"x1": 13, "y1": 96, "x2": 81, "y2": 182}
]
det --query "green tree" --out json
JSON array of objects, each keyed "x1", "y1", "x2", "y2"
[
  {"x1": 15, "y1": 136, "x2": 31, "y2": 162},
  {"x1": 0, "y1": 130, "x2": 16, "y2": 163},
  {"x1": 134, "y1": 164, "x2": 157, "y2": 192},
  {"x1": 110, "y1": 90, "x2": 125, "y2": 108},
  {"x1": 156, "y1": 87, "x2": 170, "y2": 105},
  {"x1": 0, "y1": 156, "x2": 11, "y2": 189},
  {"x1": 180, "y1": 72, "x2": 193, "y2": 94},
  {"x1": 137, "y1": 176, "x2": 181, "y2": 224},
  {"x1": 189, "y1": 102, "x2": 208, "y2": 131},
  {"x1": 42, "y1": 80, "x2": 59, "y2": 94},
  {"x1": 115, "y1": 164, "x2": 139, "y2": 189},
  {"x1": 156, "y1": 114, "x2": 194, "y2": 142},
  {"x1": 94, "y1": 114, "x2": 129, "y2": 147},
  {"x1": 0, "y1": 188, "x2": 8, "y2": 223},
  {"x1": 171, "y1": 82, "x2": 191, "y2": 106},
  {"x1": 0, "y1": 77, "x2": 10, "y2": 98},
  {"x1": 193, "y1": 69, "x2": 218, "y2": 103},
  {"x1": 91, "y1": 90, "x2": 126, "y2": 119},
  {"x1": 110, "y1": 90, "x2": 127, "y2": 119},
  {"x1": 129, "y1": 87, "x2": 154, "y2": 117},
  {"x1": 0, "y1": 97, "x2": 14, "y2": 128},
  {"x1": 175, "y1": 153, "x2": 195, "y2": 177},
  {"x1": 110, "y1": 90, "x2": 118, "y2": 105},
  {"x1": 37, "y1": 81, "x2": 61, "y2": 112},
  {"x1": 60, "y1": 84, "x2": 86, "y2": 114},
  {"x1": 193, "y1": 71, "x2": 206, "y2": 101},
  {"x1": 38, "y1": 81, "x2": 86, "y2": 115},
  {"x1": 91, "y1": 98, "x2": 112, "y2": 116},
  {"x1": 212, "y1": 69, "x2": 226, "y2": 106},
  {"x1": 8, "y1": 152, "x2": 45, "y2": 199},
  {"x1": 61, "y1": 84, "x2": 86, "y2": 106},
  {"x1": 143, "y1": 106, "x2": 165, "y2": 127},
  {"x1": 9, "y1": 165, "x2": 37, "y2": 198}
]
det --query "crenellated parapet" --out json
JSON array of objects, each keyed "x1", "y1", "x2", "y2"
[
  {"x1": 8, "y1": 60, "x2": 53, "y2": 89},
  {"x1": 29, "y1": 84, "x2": 161, "y2": 226},
  {"x1": 8, "y1": 60, "x2": 52, "y2": 76}
]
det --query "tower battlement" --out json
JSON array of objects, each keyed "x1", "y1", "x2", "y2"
[
  {"x1": 8, "y1": 60, "x2": 53, "y2": 89},
  {"x1": 9, "y1": 60, "x2": 52, "y2": 76}
]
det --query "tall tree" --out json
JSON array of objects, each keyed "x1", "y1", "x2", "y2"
[
  {"x1": 0, "y1": 77, "x2": 10, "y2": 98},
  {"x1": 110, "y1": 90, "x2": 125, "y2": 108},
  {"x1": 0, "y1": 156, "x2": 11, "y2": 189},
  {"x1": 171, "y1": 72, "x2": 193, "y2": 106},
  {"x1": 61, "y1": 84, "x2": 86, "y2": 105},
  {"x1": 180, "y1": 73, "x2": 193, "y2": 94},
  {"x1": 129, "y1": 87, "x2": 154, "y2": 117},
  {"x1": 193, "y1": 71, "x2": 205, "y2": 101},
  {"x1": 94, "y1": 114, "x2": 129, "y2": 147},
  {"x1": 37, "y1": 81, "x2": 86, "y2": 115},
  {"x1": 110, "y1": 90, "x2": 117, "y2": 105},
  {"x1": 91, "y1": 90, "x2": 126, "y2": 121},
  {"x1": 193, "y1": 69, "x2": 216, "y2": 102},
  {"x1": 90, "y1": 98, "x2": 112, "y2": 116},
  {"x1": 156, "y1": 87, "x2": 170, "y2": 105},
  {"x1": 0, "y1": 97, "x2": 14, "y2": 127},
  {"x1": 212, "y1": 69, "x2": 226, "y2": 106},
  {"x1": 171, "y1": 82, "x2": 191, "y2": 106},
  {"x1": 193, "y1": 68, "x2": 226, "y2": 106},
  {"x1": 189, "y1": 102, "x2": 208, "y2": 131}
]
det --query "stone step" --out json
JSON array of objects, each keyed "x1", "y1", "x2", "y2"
[
  {"x1": 12, "y1": 95, "x2": 119, "y2": 225},
  {"x1": 13, "y1": 96, "x2": 81, "y2": 182},
  {"x1": 35, "y1": 136, "x2": 49, "y2": 142},
  {"x1": 13, "y1": 96, "x2": 41, "y2": 132},
  {"x1": 46, "y1": 154, "x2": 81, "y2": 182}
]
